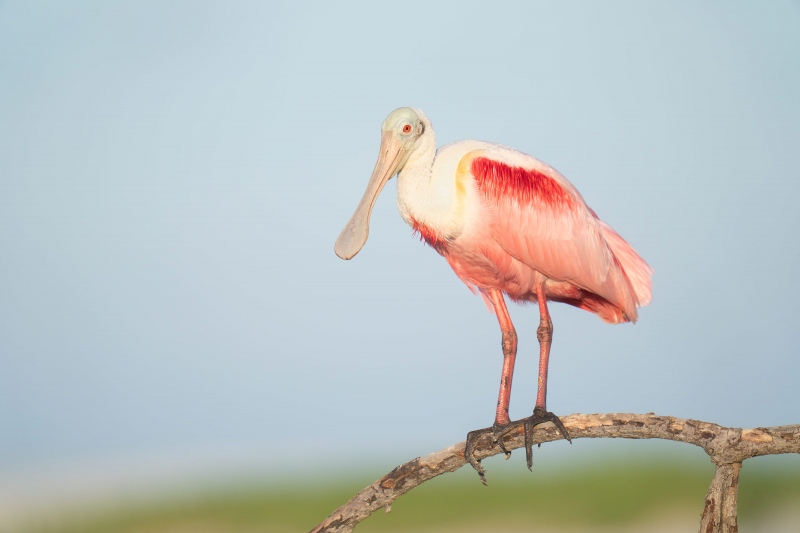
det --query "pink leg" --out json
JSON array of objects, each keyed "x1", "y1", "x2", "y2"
[
  {"x1": 516, "y1": 277, "x2": 570, "y2": 470},
  {"x1": 465, "y1": 284, "x2": 570, "y2": 482},
  {"x1": 488, "y1": 289, "x2": 517, "y2": 427},
  {"x1": 535, "y1": 280, "x2": 553, "y2": 411},
  {"x1": 464, "y1": 289, "x2": 517, "y2": 483}
]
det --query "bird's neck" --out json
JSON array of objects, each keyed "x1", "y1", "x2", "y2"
[{"x1": 396, "y1": 136, "x2": 463, "y2": 240}]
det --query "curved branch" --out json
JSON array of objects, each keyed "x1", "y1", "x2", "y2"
[{"x1": 309, "y1": 413, "x2": 800, "y2": 533}]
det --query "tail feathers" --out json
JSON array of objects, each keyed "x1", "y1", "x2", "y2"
[
  {"x1": 599, "y1": 221, "x2": 653, "y2": 308},
  {"x1": 551, "y1": 292, "x2": 627, "y2": 324}
]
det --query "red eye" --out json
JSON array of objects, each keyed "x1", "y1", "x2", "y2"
[{"x1": 402, "y1": 124, "x2": 412, "y2": 133}]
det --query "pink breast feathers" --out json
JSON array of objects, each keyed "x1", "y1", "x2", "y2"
[
  {"x1": 471, "y1": 156, "x2": 576, "y2": 210},
  {"x1": 409, "y1": 216, "x2": 446, "y2": 251}
]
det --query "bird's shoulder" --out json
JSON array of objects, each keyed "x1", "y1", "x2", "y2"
[{"x1": 435, "y1": 140, "x2": 586, "y2": 212}]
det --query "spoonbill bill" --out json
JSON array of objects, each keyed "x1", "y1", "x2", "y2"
[{"x1": 335, "y1": 108, "x2": 652, "y2": 482}]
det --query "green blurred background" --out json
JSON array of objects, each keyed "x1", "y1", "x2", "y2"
[{"x1": 11, "y1": 449, "x2": 800, "y2": 532}]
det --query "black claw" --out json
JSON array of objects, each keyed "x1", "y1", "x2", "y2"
[
  {"x1": 464, "y1": 410, "x2": 570, "y2": 482},
  {"x1": 464, "y1": 422, "x2": 521, "y2": 484},
  {"x1": 491, "y1": 422, "x2": 514, "y2": 459},
  {"x1": 524, "y1": 407, "x2": 572, "y2": 470},
  {"x1": 524, "y1": 418, "x2": 535, "y2": 470},
  {"x1": 464, "y1": 429, "x2": 489, "y2": 483}
]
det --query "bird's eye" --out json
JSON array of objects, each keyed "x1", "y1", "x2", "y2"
[{"x1": 402, "y1": 124, "x2": 412, "y2": 134}]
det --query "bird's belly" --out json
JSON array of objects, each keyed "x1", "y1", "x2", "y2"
[
  {"x1": 441, "y1": 238, "x2": 585, "y2": 304},
  {"x1": 441, "y1": 241, "x2": 523, "y2": 297}
]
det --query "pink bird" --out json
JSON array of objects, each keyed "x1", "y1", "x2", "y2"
[{"x1": 335, "y1": 108, "x2": 652, "y2": 482}]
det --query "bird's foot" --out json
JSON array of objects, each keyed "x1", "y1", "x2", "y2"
[
  {"x1": 464, "y1": 422, "x2": 518, "y2": 485},
  {"x1": 464, "y1": 409, "x2": 571, "y2": 483},
  {"x1": 517, "y1": 407, "x2": 572, "y2": 471},
  {"x1": 464, "y1": 427, "x2": 489, "y2": 485}
]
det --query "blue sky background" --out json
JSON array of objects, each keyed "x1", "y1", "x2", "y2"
[{"x1": 1, "y1": 0, "x2": 799, "y2": 513}]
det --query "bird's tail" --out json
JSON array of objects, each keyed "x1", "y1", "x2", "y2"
[{"x1": 598, "y1": 220, "x2": 653, "y2": 309}]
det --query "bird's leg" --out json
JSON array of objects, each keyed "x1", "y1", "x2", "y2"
[
  {"x1": 464, "y1": 289, "x2": 517, "y2": 484},
  {"x1": 519, "y1": 281, "x2": 572, "y2": 470},
  {"x1": 534, "y1": 286, "x2": 553, "y2": 412}
]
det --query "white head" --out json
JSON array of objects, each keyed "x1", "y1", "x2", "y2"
[{"x1": 334, "y1": 107, "x2": 432, "y2": 260}]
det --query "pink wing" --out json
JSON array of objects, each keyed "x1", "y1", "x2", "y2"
[{"x1": 470, "y1": 147, "x2": 652, "y2": 323}]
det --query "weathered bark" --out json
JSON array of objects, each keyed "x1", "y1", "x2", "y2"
[
  {"x1": 309, "y1": 413, "x2": 800, "y2": 533},
  {"x1": 699, "y1": 462, "x2": 741, "y2": 533}
]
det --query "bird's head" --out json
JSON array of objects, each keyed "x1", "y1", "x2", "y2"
[
  {"x1": 380, "y1": 107, "x2": 427, "y2": 165},
  {"x1": 334, "y1": 107, "x2": 429, "y2": 260}
]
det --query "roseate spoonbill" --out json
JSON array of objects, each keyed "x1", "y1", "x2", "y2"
[{"x1": 335, "y1": 108, "x2": 652, "y2": 482}]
